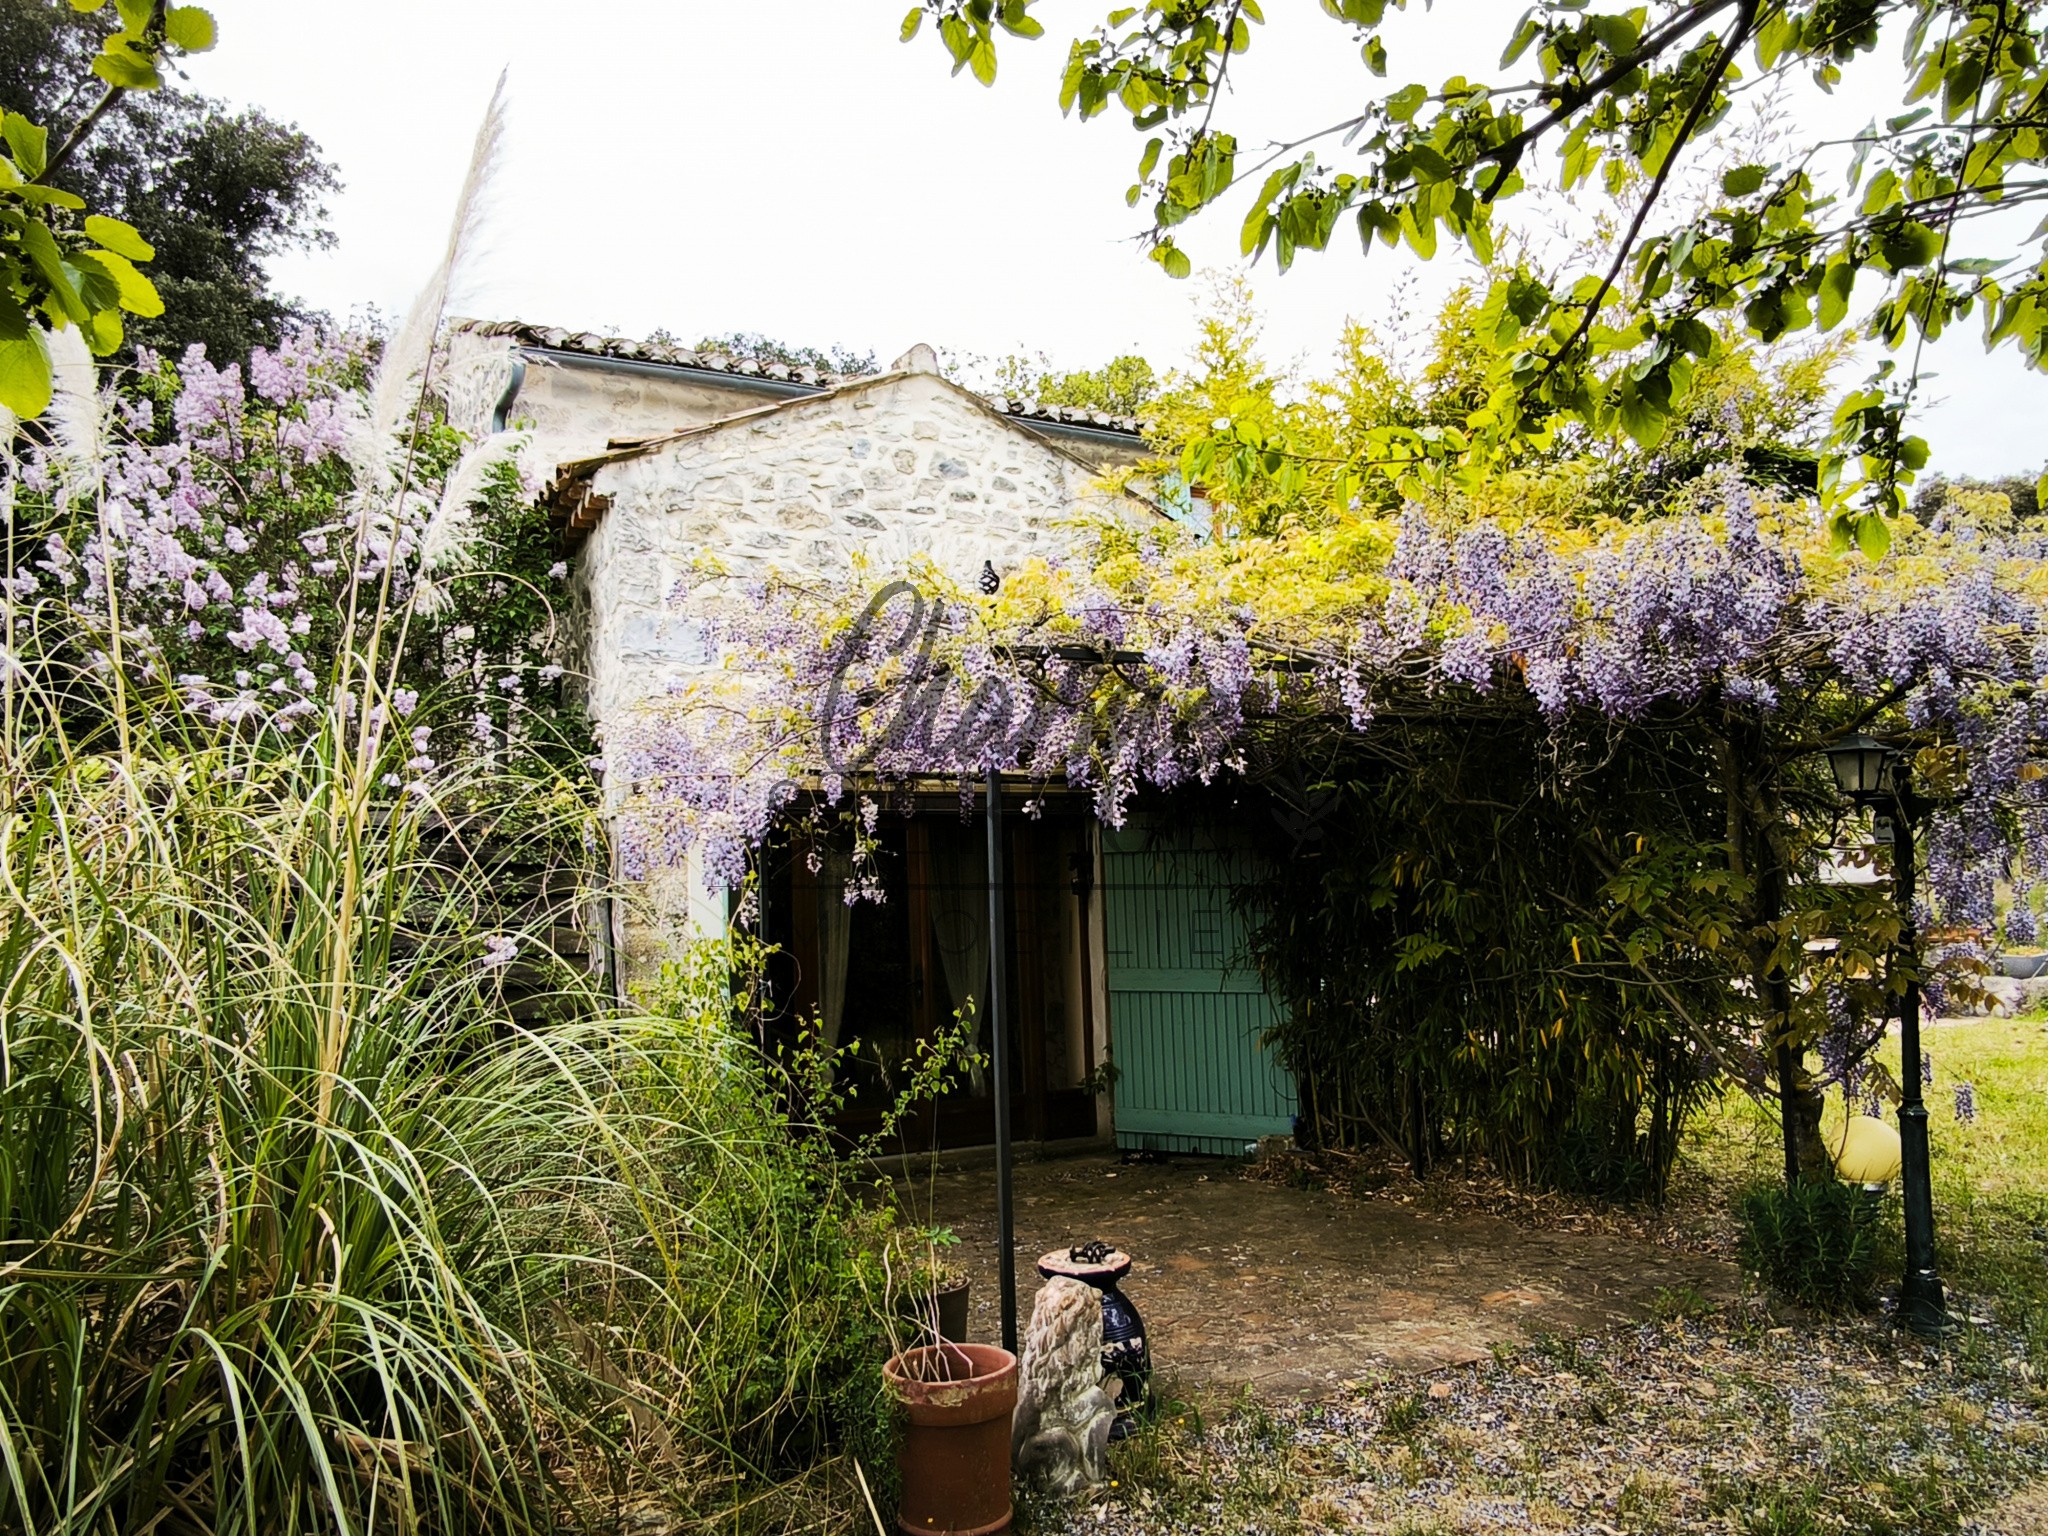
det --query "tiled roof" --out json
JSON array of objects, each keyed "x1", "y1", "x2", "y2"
[
  {"x1": 982, "y1": 395, "x2": 1147, "y2": 437},
  {"x1": 452, "y1": 317, "x2": 1148, "y2": 438}
]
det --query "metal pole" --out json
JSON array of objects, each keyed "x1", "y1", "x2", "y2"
[
  {"x1": 1890, "y1": 787, "x2": 1950, "y2": 1335},
  {"x1": 986, "y1": 765, "x2": 1018, "y2": 1355}
]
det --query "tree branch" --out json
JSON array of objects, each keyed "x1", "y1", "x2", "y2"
[
  {"x1": 1479, "y1": 0, "x2": 1744, "y2": 200},
  {"x1": 38, "y1": 83, "x2": 126, "y2": 186},
  {"x1": 1539, "y1": 2, "x2": 1757, "y2": 381}
]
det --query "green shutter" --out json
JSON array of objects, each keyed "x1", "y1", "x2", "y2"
[{"x1": 1102, "y1": 819, "x2": 1296, "y2": 1156}]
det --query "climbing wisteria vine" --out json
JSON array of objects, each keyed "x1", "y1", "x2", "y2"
[{"x1": 611, "y1": 473, "x2": 2048, "y2": 957}]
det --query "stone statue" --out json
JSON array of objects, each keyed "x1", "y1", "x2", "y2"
[{"x1": 1011, "y1": 1276, "x2": 1118, "y2": 1495}]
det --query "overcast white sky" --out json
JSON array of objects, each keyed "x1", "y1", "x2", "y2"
[{"x1": 187, "y1": 1, "x2": 2040, "y2": 477}]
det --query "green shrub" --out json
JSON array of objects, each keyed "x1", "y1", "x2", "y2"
[{"x1": 1735, "y1": 1178, "x2": 1882, "y2": 1312}]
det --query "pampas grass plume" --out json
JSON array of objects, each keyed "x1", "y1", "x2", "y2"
[{"x1": 347, "y1": 69, "x2": 509, "y2": 495}]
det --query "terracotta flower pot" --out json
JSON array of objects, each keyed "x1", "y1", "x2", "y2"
[{"x1": 884, "y1": 1342, "x2": 1017, "y2": 1536}]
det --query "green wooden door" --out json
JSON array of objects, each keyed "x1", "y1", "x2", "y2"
[{"x1": 1101, "y1": 820, "x2": 1297, "y2": 1156}]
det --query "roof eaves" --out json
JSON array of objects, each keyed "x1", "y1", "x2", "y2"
[
  {"x1": 451, "y1": 317, "x2": 855, "y2": 391},
  {"x1": 454, "y1": 316, "x2": 1150, "y2": 439}
]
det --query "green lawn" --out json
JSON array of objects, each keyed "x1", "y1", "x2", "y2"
[{"x1": 1689, "y1": 1016, "x2": 2048, "y2": 1357}]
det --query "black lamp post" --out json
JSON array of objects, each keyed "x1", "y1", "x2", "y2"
[{"x1": 1822, "y1": 733, "x2": 1951, "y2": 1336}]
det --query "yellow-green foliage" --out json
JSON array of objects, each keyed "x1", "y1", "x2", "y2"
[{"x1": 1108, "y1": 278, "x2": 1851, "y2": 537}]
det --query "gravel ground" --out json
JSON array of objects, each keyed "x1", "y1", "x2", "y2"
[{"x1": 1021, "y1": 1297, "x2": 2048, "y2": 1535}]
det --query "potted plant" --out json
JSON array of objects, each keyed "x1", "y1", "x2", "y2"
[
  {"x1": 883, "y1": 1339, "x2": 1017, "y2": 1536},
  {"x1": 881, "y1": 1223, "x2": 1012, "y2": 1535},
  {"x1": 891, "y1": 1225, "x2": 970, "y2": 1345}
]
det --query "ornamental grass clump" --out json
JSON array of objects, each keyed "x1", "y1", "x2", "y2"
[{"x1": 0, "y1": 667, "x2": 894, "y2": 1532}]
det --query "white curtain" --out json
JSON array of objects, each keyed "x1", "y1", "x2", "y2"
[
  {"x1": 926, "y1": 822, "x2": 991, "y2": 1095},
  {"x1": 815, "y1": 849, "x2": 853, "y2": 1050}
]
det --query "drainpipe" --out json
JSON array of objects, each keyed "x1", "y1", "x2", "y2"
[{"x1": 490, "y1": 351, "x2": 528, "y2": 434}]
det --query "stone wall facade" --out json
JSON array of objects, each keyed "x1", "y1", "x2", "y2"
[{"x1": 570, "y1": 369, "x2": 1145, "y2": 723}]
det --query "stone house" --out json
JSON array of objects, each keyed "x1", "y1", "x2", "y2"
[{"x1": 447, "y1": 319, "x2": 1298, "y2": 1155}]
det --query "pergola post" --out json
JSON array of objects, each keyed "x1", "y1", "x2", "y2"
[{"x1": 986, "y1": 765, "x2": 1018, "y2": 1354}]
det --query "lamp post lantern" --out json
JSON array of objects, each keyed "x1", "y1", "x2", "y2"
[
  {"x1": 1821, "y1": 733, "x2": 1951, "y2": 1336},
  {"x1": 1823, "y1": 733, "x2": 1895, "y2": 802}
]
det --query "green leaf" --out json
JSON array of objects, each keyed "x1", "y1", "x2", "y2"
[
  {"x1": 164, "y1": 5, "x2": 217, "y2": 51},
  {"x1": 10, "y1": 184, "x2": 85, "y2": 209},
  {"x1": 1465, "y1": 206, "x2": 1494, "y2": 264},
  {"x1": 65, "y1": 253, "x2": 120, "y2": 313},
  {"x1": 68, "y1": 0, "x2": 110, "y2": 10},
  {"x1": 1853, "y1": 510, "x2": 1892, "y2": 559},
  {"x1": 21, "y1": 221, "x2": 85, "y2": 322},
  {"x1": 76, "y1": 249, "x2": 162, "y2": 316},
  {"x1": 1860, "y1": 168, "x2": 1901, "y2": 215},
  {"x1": 1589, "y1": 12, "x2": 1640, "y2": 57},
  {"x1": 1240, "y1": 163, "x2": 1297, "y2": 258},
  {"x1": 1670, "y1": 316, "x2": 1715, "y2": 357},
  {"x1": 1941, "y1": 55, "x2": 1984, "y2": 123},
  {"x1": 1400, "y1": 202, "x2": 1436, "y2": 258},
  {"x1": 84, "y1": 214, "x2": 153, "y2": 262},
  {"x1": 1877, "y1": 220, "x2": 1940, "y2": 269},
  {"x1": 0, "y1": 299, "x2": 52, "y2": 418},
  {"x1": 1362, "y1": 35, "x2": 1387, "y2": 75},
  {"x1": 1386, "y1": 83, "x2": 1427, "y2": 123},
  {"x1": 1818, "y1": 259, "x2": 1854, "y2": 330},
  {"x1": 92, "y1": 40, "x2": 162, "y2": 90},
  {"x1": 969, "y1": 38, "x2": 997, "y2": 86},
  {"x1": 900, "y1": 6, "x2": 923, "y2": 41},
  {"x1": 1405, "y1": 144, "x2": 1454, "y2": 184},
  {"x1": 1152, "y1": 241, "x2": 1192, "y2": 279},
  {"x1": 939, "y1": 14, "x2": 972, "y2": 68},
  {"x1": 1753, "y1": 8, "x2": 1788, "y2": 67},
  {"x1": 112, "y1": 0, "x2": 152, "y2": 29},
  {"x1": 1501, "y1": 12, "x2": 1540, "y2": 67},
  {"x1": 79, "y1": 304, "x2": 122, "y2": 356},
  {"x1": 1720, "y1": 164, "x2": 1766, "y2": 197},
  {"x1": 1240, "y1": 207, "x2": 1273, "y2": 259},
  {"x1": 997, "y1": 0, "x2": 1043, "y2": 38},
  {"x1": 2, "y1": 113, "x2": 47, "y2": 178}
]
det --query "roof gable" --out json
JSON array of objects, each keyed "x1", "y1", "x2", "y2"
[{"x1": 548, "y1": 367, "x2": 1154, "y2": 544}]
